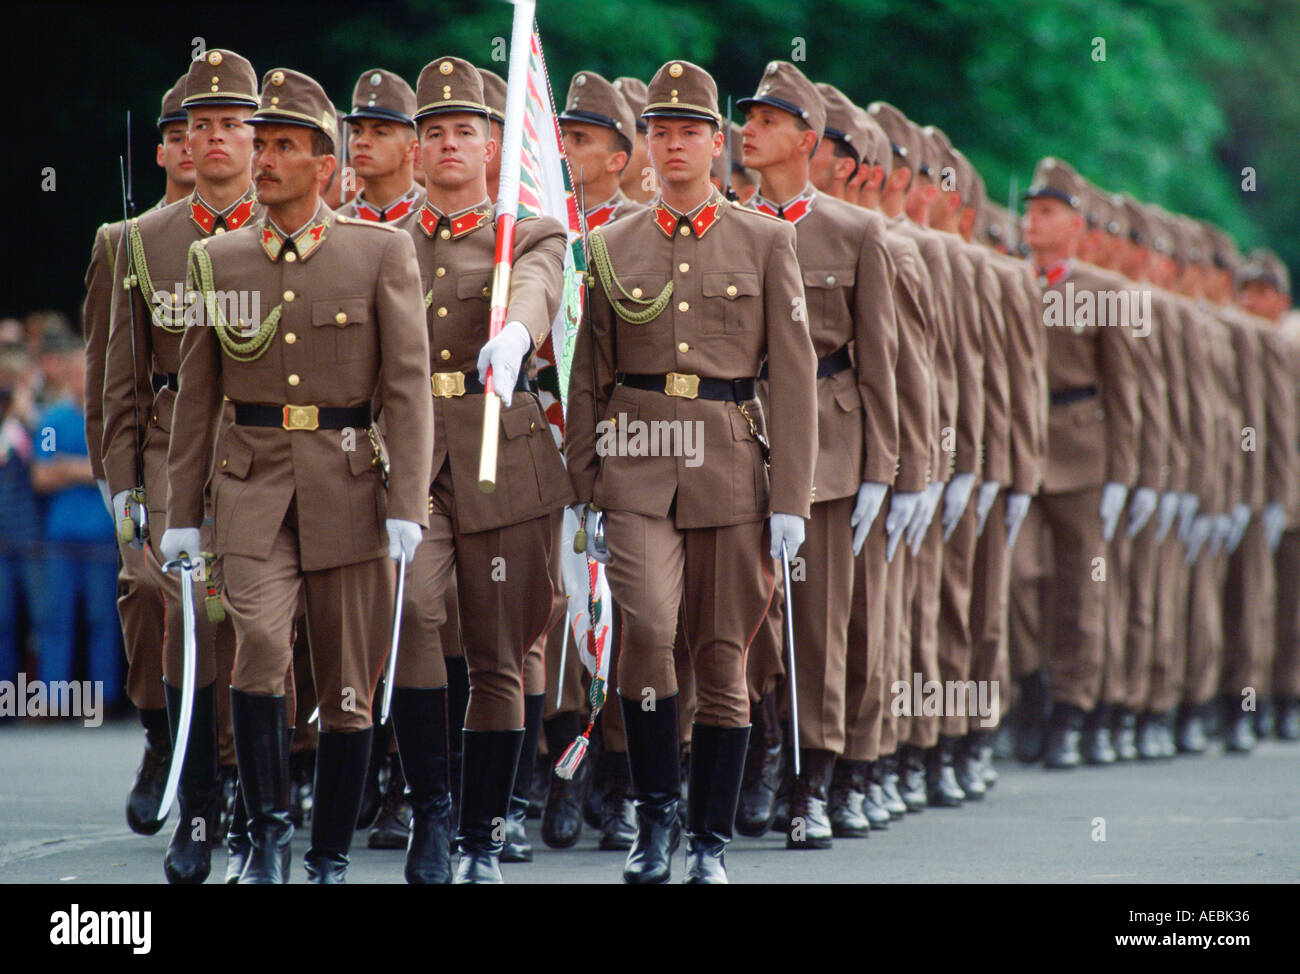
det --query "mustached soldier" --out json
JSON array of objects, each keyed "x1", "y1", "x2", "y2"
[
  {"x1": 102, "y1": 51, "x2": 260, "y2": 883},
  {"x1": 566, "y1": 59, "x2": 817, "y2": 883},
  {"x1": 162, "y1": 68, "x2": 433, "y2": 883}
]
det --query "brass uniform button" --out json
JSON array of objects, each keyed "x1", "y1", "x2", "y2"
[
  {"x1": 335, "y1": 311, "x2": 347, "y2": 324},
  {"x1": 631, "y1": 287, "x2": 643, "y2": 298},
  {"x1": 220, "y1": 458, "x2": 227, "y2": 469},
  {"x1": 270, "y1": 70, "x2": 285, "y2": 86},
  {"x1": 283, "y1": 290, "x2": 295, "y2": 302},
  {"x1": 678, "y1": 342, "x2": 689, "y2": 353},
  {"x1": 284, "y1": 332, "x2": 296, "y2": 344},
  {"x1": 726, "y1": 284, "x2": 738, "y2": 297},
  {"x1": 439, "y1": 228, "x2": 451, "y2": 240},
  {"x1": 284, "y1": 250, "x2": 295, "y2": 261},
  {"x1": 214, "y1": 227, "x2": 225, "y2": 235},
  {"x1": 435, "y1": 266, "x2": 446, "y2": 277},
  {"x1": 679, "y1": 262, "x2": 690, "y2": 273},
  {"x1": 287, "y1": 374, "x2": 300, "y2": 386},
  {"x1": 437, "y1": 306, "x2": 448, "y2": 318},
  {"x1": 678, "y1": 301, "x2": 689, "y2": 312},
  {"x1": 208, "y1": 51, "x2": 223, "y2": 66},
  {"x1": 440, "y1": 349, "x2": 451, "y2": 360},
  {"x1": 529, "y1": 421, "x2": 536, "y2": 432},
  {"x1": 680, "y1": 225, "x2": 691, "y2": 236}
]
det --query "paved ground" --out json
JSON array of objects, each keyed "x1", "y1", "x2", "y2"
[{"x1": 1, "y1": 720, "x2": 1296, "y2": 884}]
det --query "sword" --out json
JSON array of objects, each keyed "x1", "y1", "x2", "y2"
[
  {"x1": 379, "y1": 550, "x2": 407, "y2": 725},
  {"x1": 157, "y1": 552, "x2": 200, "y2": 822},
  {"x1": 117, "y1": 147, "x2": 147, "y2": 549},
  {"x1": 781, "y1": 539, "x2": 801, "y2": 777},
  {"x1": 724, "y1": 96, "x2": 737, "y2": 202}
]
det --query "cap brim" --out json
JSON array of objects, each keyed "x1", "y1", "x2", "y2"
[
  {"x1": 1022, "y1": 186, "x2": 1078, "y2": 208},
  {"x1": 249, "y1": 112, "x2": 330, "y2": 135},
  {"x1": 341, "y1": 106, "x2": 414, "y2": 126},
  {"x1": 413, "y1": 103, "x2": 490, "y2": 122},
  {"x1": 157, "y1": 113, "x2": 188, "y2": 128},
  {"x1": 642, "y1": 105, "x2": 720, "y2": 125},
  {"x1": 736, "y1": 94, "x2": 807, "y2": 123},
  {"x1": 182, "y1": 94, "x2": 260, "y2": 110},
  {"x1": 559, "y1": 109, "x2": 623, "y2": 132}
]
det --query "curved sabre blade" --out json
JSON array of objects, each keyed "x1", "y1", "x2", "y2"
[
  {"x1": 782, "y1": 539, "x2": 800, "y2": 778},
  {"x1": 156, "y1": 555, "x2": 198, "y2": 823},
  {"x1": 380, "y1": 550, "x2": 407, "y2": 725}
]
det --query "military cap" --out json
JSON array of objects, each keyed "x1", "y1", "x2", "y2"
[
  {"x1": 613, "y1": 77, "x2": 649, "y2": 132},
  {"x1": 414, "y1": 57, "x2": 489, "y2": 122},
  {"x1": 560, "y1": 70, "x2": 636, "y2": 144},
  {"x1": 342, "y1": 68, "x2": 416, "y2": 126},
  {"x1": 248, "y1": 68, "x2": 336, "y2": 141},
  {"x1": 1168, "y1": 214, "x2": 1206, "y2": 265},
  {"x1": 1198, "y1": 220, "x2": 1239, "y2": 275},
  {"x1": 157, "y1": 75, "x2": 189, "y2": 128},
  {"x1": 478, "y1": 68, "x2": 507, "y2": 124},
  {"x1": 867, "y1": 101, "x2": 921, "y2": 172},
  {"x1": 737, "y1": 60, "x2": 827, "y2": 141},
  {"x1": 1118, "y1": 194, "x2": 1153, "y2": 247},
  {"x1": 642, "y1": 60, "x2": 721, "y2": 127},
  {"x1": 1023, "y1": 157, "x2": 1083, "y2": 209},
  {"x1": 923, "y1": 125, "x2": 966, "y2": 195},
  {"x1": 181, "y1": 49, "x2": 259, "y2": 110},
  {"x1": 978, "y1": 200, "x2": 1015, "y2": 248},
  {"x1": 1143, "y1": 204, "x2": 1176, "y2": 256},
  {"x1": 911, "y1": 122, "x2": 948, "y2": 181},
  {"x1": 1104, "y1": 193, "x2": 1128, "y2": 238},
  {"x1": 956, "y1": 149, "x2": 985, "y2": 211},
  {"x1": 855, "y1": 109, "x2": 892, "y2": 172},
  {"x1": 814, "y1": 82, "x2": 866, "y2": 167},
  {"x1": 1238, "y1": 248, "x2": 1291, "y2": 295}
]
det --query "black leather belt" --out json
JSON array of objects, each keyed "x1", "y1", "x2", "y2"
[
  {"x1": 758, "y1": 344, "x2": 851, "y2": 381},
  {"x1": 1049, "y1": 385, "x2": 1098, "y2": 407},
  {"x1": 618, "y1": 372, "x2": 757, "y2": 402},
  {"x1": 151, "y1": 372, "x2": 179, "y2": 393},
  {"x1": 234, "y1": 402, "x2": 372, "y2": 430}
]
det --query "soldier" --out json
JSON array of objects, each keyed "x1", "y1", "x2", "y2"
[
  {"x1": 810, "y1": 84, "x2": 932, "y2": 833},
  {"x1": 83, "y1": 75, "x2": 192, "y2": 839},
  {"x1": 710, "y1": 121, "x2": 760, "y2": 204},
  {"x1": 737, "y1": 62, "x2": 898, "y2": 849},
  {"x1": 394, "y1": 57, "x2": 570, "y2": 884},
  {"x1": 612, "y1": 76, "x2": 653, "y2": 204},
  {"x1": 1238, "y1": 250, "x2": 1300, "y2": 740},
  {"x1": 337, "y1": 69, "x2": 425, "y2": 223},
  {"x1": 566, "y1": 59, "x2": 817, "y2": 883},
  {"x1": 1011, "y1": 158, "x2": 1140, "y2": 769},
  {"x1": 162, "y1": 67, "x2": 434, "y2": 884},
  {"x1": 101, "y1": 52, "x2": 261, "y2": 883}
]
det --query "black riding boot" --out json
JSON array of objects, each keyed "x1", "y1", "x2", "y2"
[
  {"x1": 305, "y1": 727, "x2": 372, "y2": 883},
  {"x1": 229, "y1": 689, "x2": 292, "y2": 884},
  {"x1": 541, "y1": 710, "x2": 587, "y2": 848},
  {"x1": 735, "y1": 690, "x2": 783, "y2": 836},
  {"x1": 503, "y1": 692, "x2": 543, "y2": 863},
  {"x1": 392, "y1": 686, "x2": 452, "y2": 884},
  {"x1": 684, "y1": 723, "x2": 750, "y2": 883},
  {"x1": 620, "y1": 693, "x2": 682, "y2": 884},
  {"x1": 163, "y1": 682, "x2": 218, "y2": 884},
  {"x1": 127, "y1": 706, "x2": 172, "y2": 835},
  {"x1": 1015, "y1": 669, "x2": 1050, "y2": 763},
  {"x1": 455, "y1": 728, "x2": 524, "y2": 884}
]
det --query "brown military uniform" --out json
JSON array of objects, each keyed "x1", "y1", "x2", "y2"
[{"x1": 336, "y1": 68, "x2": 428, "y2": 223}]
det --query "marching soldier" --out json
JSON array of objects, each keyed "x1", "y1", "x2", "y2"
[
  {"x1": 337, "y1": 69, "x2": 426, "y2": 223},
  {"x1": 612, "y1": 76, "x2": 654, "y2": 204},
  {"x1": 84, "y1": 75, "x2": 192, "y2": 837},
  {"x1": 566, "y1": 59, "x2": 817, "y2": 882},
  {"x1": 394, "y1": 56, "x2": 570, "y2": 884},
  {"x1": 738, "y1": 61, "x2": 900, "y2": 849},
  {"x1": 163, "y1": 67, "x2": 434, "y2": 883},
  {"x1": 102, "y1": 52, "x2": 259, "y2": 882},
  {"x1": 1011, "y1": 158, "x2": 1140, "y2": 769}
]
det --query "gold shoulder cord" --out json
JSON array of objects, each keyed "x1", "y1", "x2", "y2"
[
  {"x1": 128, "y1": 221, "x2": 186, "y2": 333},
  {"x1": 187, "y1": 243, "x2": 283, "y2": 362},
  {"x1": 424, "y1": 288, "x2": 434, "y2": 310},
  {"x1": 587, "y1": 229, "x2": 673, "y2": 324}
]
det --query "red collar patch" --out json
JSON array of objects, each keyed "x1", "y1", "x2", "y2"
[
  {"x1": 190, "y1": 199, "x2": 216, "y2": 234},
  {"x1": 355, "y1": 189, "x2": 419, "y2": 224},
  {"x1": 225, "y1": 197, "x2": 255, "y2": 230},
  {"x1": 585, "y1": 201, "x2": 618, "y2": 231},
  {"x1": 190, "y1": 190, "x2": 256, "y2": 235},
  {"x1": 418, "y1": 203, "x2": 491, "y2": 239},
  {"x1": 752, "y1": 192, "x2": 813, "y2": 225},
  {"x1": 260, "y1": 214, "x2": 330, "y2": 262},
  {"x1": 652, "y1": 199, "x2": 723, "y2": 238},
  {"x1": 1038, "y1": 258, "x2": 1073, "y2": 288},
  {"x1": 652, "y1": 204, "x2": 677, "y2": 237}
]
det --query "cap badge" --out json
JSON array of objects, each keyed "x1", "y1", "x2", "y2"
[
  {"x1": 668, "y1": 62, "x2": 683, "y2": 78},
  {"x1": 439, "y1": 61, "x2": 454, "y2": 76},
  {"x1": 208, "y1": 51, "x2": 222, "y2": 66},
  {"x1": 271, "y1": 71, "x2": 285, "y2": 86},
  {"x1": 370, "y1": 72, "x2": 383, "y2": 86}
]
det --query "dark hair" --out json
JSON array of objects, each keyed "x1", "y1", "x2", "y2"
[{"x1": 310, "y1": 128, "x2": 335, "y2": 157}]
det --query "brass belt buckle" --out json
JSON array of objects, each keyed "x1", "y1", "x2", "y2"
[
  {"x1": 431, "y1": 371, "x2": 466, "y2": 398},
  {"x1": 664, "y1": 371, "x2": 699, "y2": 399},
  {"x1": 282, "y1": 404, "x2": 319, "y2": 430}
]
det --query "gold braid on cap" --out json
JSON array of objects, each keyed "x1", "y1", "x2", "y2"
[
  {"x1": 587, "y1": 229, "x2": 672, "y2": 324},
  {"x1": 128, "y1": 221, "x2": 187, "y2": 333},
  {"x1": 187, "y1": 242, "x2": 283, "y2": 361}
]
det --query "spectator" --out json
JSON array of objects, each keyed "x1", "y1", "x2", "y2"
[
  {"x1": 30, "y1": 331, "x2": 122, "y2": 714},
  {"x1": 0, "y1": 343, "x2": 42, "y2": 695}
]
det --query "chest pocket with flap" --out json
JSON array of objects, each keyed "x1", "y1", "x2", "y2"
[
  {"x1": 312, "y1": 297, "x2": 368, "y2": 363},
  {"x1": 702, "y1": 271, "x2": 760, "y2": 334}
]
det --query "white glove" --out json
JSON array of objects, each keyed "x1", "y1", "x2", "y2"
[
  {"x1": 160, "y1": 527, "x2": 201, "y2": 566},
  {"x1": 910, "y1": 481, "x2": 945, "y2": 555},
  {"x1": 1177, "y1": 492, "x2": 1200, "y2": 544},
  {"x1": 884, "y1": 490, "x2": 922, "y2": 562},
  {"x1": 569, "y1": 503, "x2": 610, "y2": 565},
  {"x1": 941, "y1": 472, "x2": 976, "y2": 542},
  {"x1": 385, "y1": 518, "x2": 422, "y2": 562},
  {"x1": 850, "y1": 481, "x2": 888, "y2": 557},
  {"x1": 1099, "y1": 482, "x2": 1129, "y2": 543},
  {"x1": 1184, "y1": 515, "x2": 1213, "y2": 564},
  {"x1": 1005, "y1": 491, "x2": 1031, "y2": 548},
  {"x1": 1209, "y1": 513, "x2": 1233, "y2": 556},
  {"x1": 1155, "y1": 490, "x2": 1181, "y2": 543},
  {"x1": 1226, "y1": 503, "x2": 1251, "y2": 554},
  {"x1": 1263, "y1": 501, "x2": 1289, "y2": 552},
  {"x1": 475, "y1": 320, "x2": 532, "y2": 408},
  {"x1": 974, "y1": 481, "x2": 1000, "y2": 538},
  {"x1": 769, "y1": 513, "x2": 806, "y2": 561},
  {"x1": 97, "y1": 479, "x2": 112, "y2": 517},
  {"x1": 1126, "y1": 487, "x2": 1159, "y2": 540},
  {"x1": 112, "y1": 489, "x2": 132, "y2": 527}
]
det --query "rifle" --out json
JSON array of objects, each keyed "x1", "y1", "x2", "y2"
[{"x1": 116, "y1": 112, "x2": 147, "y2": 549}]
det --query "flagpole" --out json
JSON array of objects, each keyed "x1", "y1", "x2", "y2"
[{"x1": 478, "y1": 0, "x2": 537, "y2": 492}]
